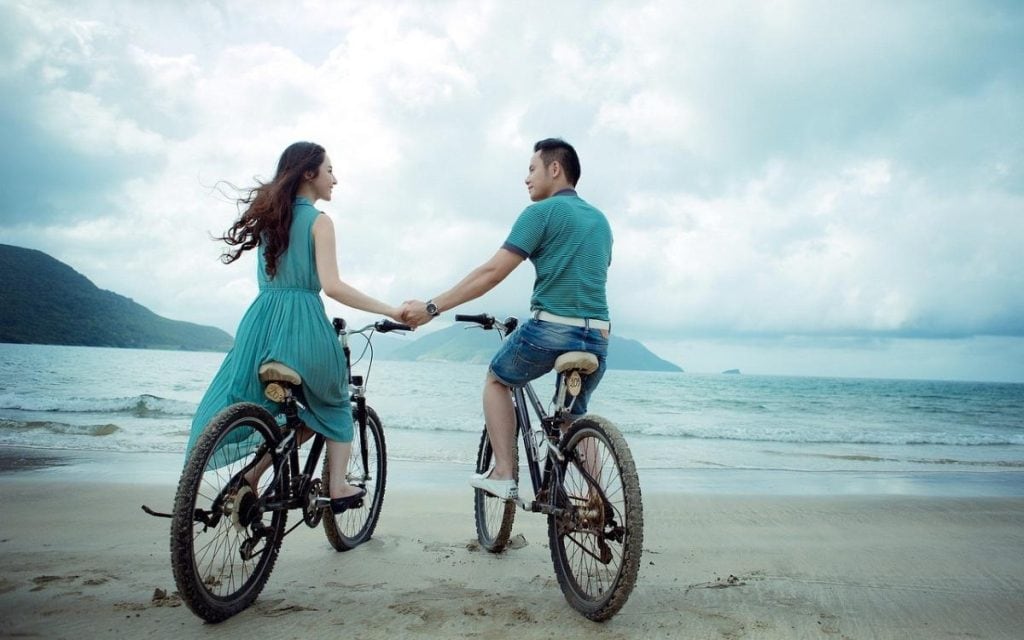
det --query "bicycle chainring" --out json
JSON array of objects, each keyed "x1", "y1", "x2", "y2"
[{"x1": 302, "y1": 478, "x2": 325, "y2": 527}]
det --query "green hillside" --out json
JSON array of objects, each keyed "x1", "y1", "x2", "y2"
[
  {"x1": 0, "y1": 244, "x2": 233, "y2": 351},
  {"x1": 383, "y1": 322, "x2": 683, "y2": 372}
]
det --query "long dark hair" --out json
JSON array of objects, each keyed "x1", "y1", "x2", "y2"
[{"x1": 219, "y1": 141, "x2": 326, "y2": 278}]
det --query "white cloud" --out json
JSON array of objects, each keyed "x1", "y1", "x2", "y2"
[
  {"x1": 39, "y1": 89, "x2": 165, "y2": 155},
  {"x1": 1, "y1": 0, "x2": 1022, "y2": 381},
  {"x1": 594, "y1": 91, "x2": 699, "y2": 147}
]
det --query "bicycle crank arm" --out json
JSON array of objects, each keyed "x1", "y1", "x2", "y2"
[{"x1": 516, "y1": 498, "x2": 567, "y2": 518}]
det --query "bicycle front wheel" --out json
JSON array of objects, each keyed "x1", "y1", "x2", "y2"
[
  {"x1": 548, "y1": 415, "x2": 643, "y2": 621},
  {"x1": 473, "y1": 426, "x2": 517, "y2": 552},
  {"x1": 322, "y1": 405, "x2": 387, "y2": 550},
  {"x1": 170, "y1": 403, "x2": 289, "y2": 623}
]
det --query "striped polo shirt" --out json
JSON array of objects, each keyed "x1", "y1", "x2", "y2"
[{"x1": 503, "y1": 189, "x2": 612, "y2": 321}]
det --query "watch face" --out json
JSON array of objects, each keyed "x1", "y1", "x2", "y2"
[{"x1": 426, "y1": 302, "x2": 438, "y2": 316}]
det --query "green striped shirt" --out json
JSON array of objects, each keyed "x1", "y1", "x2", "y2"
[{"x1": 503, "y1": 190, "x2": 612, "y2": 321}]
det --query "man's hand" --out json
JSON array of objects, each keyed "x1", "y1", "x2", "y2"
[{"x1": 401, "y1": 299, "x2": 434, "y2": 327}]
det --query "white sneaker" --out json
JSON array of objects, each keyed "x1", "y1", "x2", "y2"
[{"x1": 469, "y1": 471, "x2": 518, "y2": 500}]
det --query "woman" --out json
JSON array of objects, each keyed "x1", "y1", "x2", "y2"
[{"x1": 186, "y1": 141, "x2": 403, "y2": 514}]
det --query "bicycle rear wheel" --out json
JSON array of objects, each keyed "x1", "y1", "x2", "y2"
[
  {"x1": 170, "y1": 403, "x2": 289, "y2": 623},
  {"x1": 473, "y1": 426, "x2": 518, "y2": 552},
  {"x1": 322, "y1": 405, "x2": 387, "y2": 550},
  {"x1": 548, "y1": 415, "x2": 643, "y2": 621}
]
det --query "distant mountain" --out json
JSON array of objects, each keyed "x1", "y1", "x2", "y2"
[
  {"x1": 0, "y1": 244, "x2": 233, "y2": 351},
  {"x1": 381, "y1": 322, "x2": 683, "y2": 372}
]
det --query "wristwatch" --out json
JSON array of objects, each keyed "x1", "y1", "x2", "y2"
[{"x1": 425, "y1": 300, "x2": 440, "y2": 317}]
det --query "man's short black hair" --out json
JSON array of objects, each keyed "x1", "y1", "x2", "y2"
[{"x1": 534, "y1": 138, "x2": 581, "y2": 186}]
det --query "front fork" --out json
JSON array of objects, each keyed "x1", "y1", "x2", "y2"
[{"x1": 350, "y1": 375, "x2": 370, "y2": 485}]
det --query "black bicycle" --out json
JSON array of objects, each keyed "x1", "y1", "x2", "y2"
[
  {"x1": 168, "y1": 317, "x2": 409, "y2": 622},
  {"x1": 457, "y1": 313, "x2": 643, "y2": 621}
]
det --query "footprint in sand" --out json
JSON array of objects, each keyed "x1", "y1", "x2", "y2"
[
  {"x1": 150, "y1": 588, "x2": 182, "y2": 608},
  {"x1": 685, "y1": 574, "x2": 748, "y2": 593},
  {"x1": 29, "y1": 573, "x2": 115, "y2": 592},
  {"x1": 253, "y1": 598, "x2": 317, "y2": 617},
  {"x1": 465, "y1": 533, "x2": 529, "y2": 552},
  {"x1": 0, "y1": 579, "x2": 14, "y2": 595}
]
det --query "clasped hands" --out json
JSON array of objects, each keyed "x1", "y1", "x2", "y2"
[{"x1": 397, "y1": 299, "x2": 433, "y2": 328}]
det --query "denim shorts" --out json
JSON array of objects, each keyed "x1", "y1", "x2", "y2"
[{"x1": 488, "y1": 319, "x2": 608, "y2": 416}]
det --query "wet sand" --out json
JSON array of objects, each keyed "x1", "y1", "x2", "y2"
[{"x1": 1, "y1": 455, "x2": 1023, "y2": 639}]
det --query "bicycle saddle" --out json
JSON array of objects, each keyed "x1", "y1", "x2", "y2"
[
  {"x1": 554, "y1": 351, "x2": 599, "y2": 375},
  {"x1": 258, "y1": 362, "x2": 302, "y2": 385}
]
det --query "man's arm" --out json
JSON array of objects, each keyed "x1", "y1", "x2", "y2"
[{"x1": 403, "y1": 247, "x2": 524, "y2": 326}]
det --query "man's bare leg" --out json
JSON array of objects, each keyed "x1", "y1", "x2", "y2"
[{"x1": 482, "y1": 372, "x2": 517, "y2": 480}]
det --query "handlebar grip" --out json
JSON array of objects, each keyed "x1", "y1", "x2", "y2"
[
  {"x1": 375, "y1": 319, "x2": 412, "y2": 333},
  {"x1": 332, "y1": 317, "x2": 347, "y2": 335},
  {"x1": 455, "y1": 313, "x2": 493, "y2": 326}
]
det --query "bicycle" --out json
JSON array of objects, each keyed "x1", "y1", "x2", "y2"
[
  {"x1": 168, "y1": 317, "x2": 410, "y2": 622},
  {"x1": 456, "y1": 313, "x2": 644, "y2": 621}
]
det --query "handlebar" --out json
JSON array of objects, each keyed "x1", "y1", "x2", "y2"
[
  {"x1": 375, "y1": 319, "x2": 413, "y2": 333},
  {"x1": 454, "y1": 313, "x2": 495, "y2": 327},
  {"x1": 333, "y1": 317, "x2": 412, "y2": 336},
  {"x1": 455, "y1": 313, "x2": 518, "y2": 336}
]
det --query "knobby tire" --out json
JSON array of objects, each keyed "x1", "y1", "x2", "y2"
[
  {"x1": 547, "y1": 415, "x2": 643, "y2": 621},
  {"x1": 322, "y1": 405, "x2": 387, "y2": 550},
  {"x1": 473, "y1": 426, "x2": 517, "y2": 552},
  {"x1": 170, "y1": 403, "x2": 288, "y2": 623}
]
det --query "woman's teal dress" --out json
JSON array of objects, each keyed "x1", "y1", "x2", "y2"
[{"x1": 185, "y1": 197, "x2": 352, "y2": 461}]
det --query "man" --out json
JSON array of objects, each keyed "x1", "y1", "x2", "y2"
[{"x1": 402, "y1": 138, "x2": 612, "y2": 500}]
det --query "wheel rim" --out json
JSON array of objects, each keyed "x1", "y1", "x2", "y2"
[
  {"x1": 325, "y1": 417, "x2": 381, "y2": 541},
  {"x1": 553, "y1": 428, "x2": 627, "y2": 603},
  {"x1": 474, "y1": 432, "x2": 516, "y2": 549},
  {"x1": 189, "y1": 421, "x2": 285, "y2": 601},
  {"x1": 475, "y1": 441, "x2": 503, "y2": 545}
]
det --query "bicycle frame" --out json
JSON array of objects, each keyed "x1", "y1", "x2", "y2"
[
  {"x1": 260, "y1": 394, "x2": 327, "y2": 515},
  {"x1": 512, "y1": 383, "x2": 561, "y2": 507},
  {"x1": 458, "y1": 313, "x2": 609, "y2": 518},
  {"x1": 258, "y1": 318, "x2": 406, "y2": 517},
  {"x1": 455, "y1": 312, "x2": 642, "y2": 622},
  {"x1": 513, "y1": 375, "x2": 613, "y2": 519}
]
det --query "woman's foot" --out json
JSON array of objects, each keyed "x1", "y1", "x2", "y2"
[{"x1": 329, "y1": 487, "x2": 366, "y2": 514}]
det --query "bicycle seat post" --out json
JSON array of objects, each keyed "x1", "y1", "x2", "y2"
[{"x1": 552, "y1": 350, "x2": 599, "y2": 421}]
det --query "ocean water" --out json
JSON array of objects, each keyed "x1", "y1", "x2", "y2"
[{"x1": 1, "y1": 342, "x2": 1022, "y2": 495}]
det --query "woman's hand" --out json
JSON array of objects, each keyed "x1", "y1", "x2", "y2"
[
  {"x1": 401, "y1": 300, "x2": 437, "y2": 328},
  {"x1": 388, "y1": 306, "x2": 413, "y2": 326}
]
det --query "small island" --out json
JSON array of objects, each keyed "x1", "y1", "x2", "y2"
[{"x1": 722, "y1": 368, "x2": 741, "y2": 375}]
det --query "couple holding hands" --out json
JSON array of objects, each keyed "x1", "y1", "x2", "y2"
[{"x1": 186, "y1": 137, "x2": 612, "y2": 511}]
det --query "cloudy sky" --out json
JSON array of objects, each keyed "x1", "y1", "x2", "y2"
[{"x1": 2, "y1": 0, "x2": 1022, "y2": 382}]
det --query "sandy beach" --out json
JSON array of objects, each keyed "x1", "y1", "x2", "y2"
[{"x1": 1, "y1": 449, "x2": 1022, "y2": 640}]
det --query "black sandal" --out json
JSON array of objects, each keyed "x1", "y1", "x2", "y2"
[{"x1": 329, "y1": 488, "x2": 366, "y2": 514}]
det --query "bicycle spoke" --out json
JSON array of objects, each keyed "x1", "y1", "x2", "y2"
[
  {"x1": 322, "y1": 406, "x2": 387, "y2": 551},
  {"x1": 548, "y1": 416, "x2": 643, "y2": 621},
  {"x1": 171, "y1": 404, "x2": 288, "y2": 622},
  {"x1": 473, "y1": 427, "x2": 517, "y2": 552}
]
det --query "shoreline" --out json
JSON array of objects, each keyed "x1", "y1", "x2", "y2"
[
  {"x1": 1, "y1": 471, "x2": 1022, "y2": 639},
  {"x1": 2, "y1": 444, "x2": 1022, "y2": 498}
]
